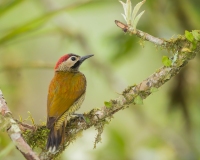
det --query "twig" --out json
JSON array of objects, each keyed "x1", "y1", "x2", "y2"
[
  {"x1": 0, "y1": 90, "x2": 40, "y2": 160},
  {"x1": 115, "y1": 20, "x2": 165, "y2": 45},
  {"x1": 17, "y1": 120, "x2": 37, "y2": 132}
]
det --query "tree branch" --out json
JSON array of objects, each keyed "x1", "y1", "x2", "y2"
[
  {"x1": 115, "y1": 20, "x2": 166, "y2": 46},
  {"x1": 21, "y1": 26, "x2": 199, "y2": 159},
  {"x1": 0, "y1": 90, "x2": 40, "y2": 160}
]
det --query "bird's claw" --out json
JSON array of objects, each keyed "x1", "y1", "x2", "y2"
[{"x1": 73, "y1": 113, "x2": 86, "y2": 122}]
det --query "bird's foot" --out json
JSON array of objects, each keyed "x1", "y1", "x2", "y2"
[{"x1": 73, "y1": 113, "x2": 86, "y2": 122}]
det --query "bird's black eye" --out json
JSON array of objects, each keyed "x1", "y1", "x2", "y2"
[{"x1": 71, "y1": 57, "x2": 76, "y2": 61}]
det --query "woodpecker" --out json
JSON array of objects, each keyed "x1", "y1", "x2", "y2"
[{"x1": 46, "y1": 53, "x2": 93, "y2": 153}]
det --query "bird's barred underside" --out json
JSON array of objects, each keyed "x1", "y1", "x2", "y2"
[{"x1": 54, "y1": 93, "x2": 86, "y2": 130}]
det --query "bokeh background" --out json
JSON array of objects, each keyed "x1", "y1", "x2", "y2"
[{"x1": 0, "y1": 0, "x2": 200, "y2": 160}]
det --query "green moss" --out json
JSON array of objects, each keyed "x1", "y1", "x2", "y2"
[{"x1": 22, "y1": 125, "x2": 48, "y2": 150}]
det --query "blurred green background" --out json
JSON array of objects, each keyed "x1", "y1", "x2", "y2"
[{"x1": 0, "y1": 0, "x2": 200, "y2": 160}]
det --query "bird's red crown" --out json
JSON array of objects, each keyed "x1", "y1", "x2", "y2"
[{"x1": 54, "y1": 54, "x2": 72, "y2": 69}]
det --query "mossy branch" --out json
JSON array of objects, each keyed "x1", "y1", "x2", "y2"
[
  {"x1": 0, "y1": 90, "x2": 40, "y2": 160},
  {"x1": 1, "y1": 1, "x2": 200, "y2": 159},
  {"x1": 19, "y1": 29, "x2": 199, "y2": 159}
]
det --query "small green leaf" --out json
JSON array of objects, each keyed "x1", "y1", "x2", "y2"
[
  {"x1": 119, "y1": 1, "x2": 127, "y2": 23},
  {"x1": 127, "y1": 0, "x2": 132, "y2": 25},
  {"x1": 121, "y1": 13, "x2": 127, "y2": 22},
  {"x1": 132, "y1": 10, "x2": 145, "y2": 29},
  {"x1": 192, "y1": 30, "x2": 200, "y2": 41},
  {"x1": 162, "y1": 56, "x2": 172, "y2": 67},
  {"x1": 134, "y1": 95, "x2": 143, "y2": 105},
  {"x1": 119, "y1": 0, "x2": 145, "y2": 29},
  {"x1": 150, "y1": 87, "x2": 158, "y2": 93},
  {"x1": 104, "y1": 101, "x2": 112, "y2": 108},
  {"x1": 192, "y1": 41, "x2": 197, "y2": 50},
  {"x1": 185, "y1": 30, "x2": 194, "y2": 42},
  {"x1": 132, "y1": 0, "x2": 146, "y2": 21},
  {"x1": 85, "y1": 117, "x2": 90, "y2": 123}
]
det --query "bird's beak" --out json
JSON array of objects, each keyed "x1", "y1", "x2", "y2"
[{"x1": 79, "y1": 54, "x2": 94, "y2": 63}]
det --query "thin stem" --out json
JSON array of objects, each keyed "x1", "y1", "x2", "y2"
[{"x1": 115, "y1": 20, "x2": 166, "y2": 45}]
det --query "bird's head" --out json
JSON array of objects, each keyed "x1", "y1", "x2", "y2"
[{"x1": 54, "y1": 53, "x2": 94, "y2": 72}]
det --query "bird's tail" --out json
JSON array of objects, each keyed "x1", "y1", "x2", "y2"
[{"x1": 46, "y1": 122, "x2": 66, "y2": 153}]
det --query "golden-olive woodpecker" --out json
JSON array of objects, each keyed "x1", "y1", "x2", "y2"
[{"x1": 46, "y1": 53, "x2": 93, "y2": 152}]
